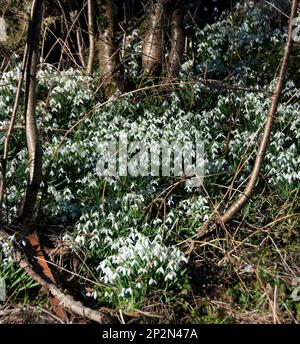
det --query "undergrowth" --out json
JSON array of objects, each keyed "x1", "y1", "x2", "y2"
[{"x1": 0, "y1": 1, "x2": 299, "y2": 322}]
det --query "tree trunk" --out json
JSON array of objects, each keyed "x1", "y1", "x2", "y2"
[
  {"x1": 142, "y1": 0, "x2": 167, "y2": 77},
  {"x1": 18, "y1": 0, "x2": 43, "y2": 223},
  {"x1": 98, "y1": 0, "x2": 123, "y2": 98},
  {"x1": 165, "y1": 7, "x2": 185, "y2": 81},
  {"x1": 86, "y1": 0, "x2": 95, "y2": 74}
]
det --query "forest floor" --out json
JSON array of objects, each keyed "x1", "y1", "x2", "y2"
[{"x1": 1, "y1": 205, "x2": 299, "y2": 325}]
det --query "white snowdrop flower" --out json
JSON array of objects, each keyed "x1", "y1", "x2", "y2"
[
  {"x1": 125, "y1": 288, "x2": 133, "y2": 296},
  {"x1": 75, "y1": 235, "x2": 85, "y2": 246},
  {"x1": 130, "y1": 260, "x2": 137, "y2": 267},
  {"x1": 116, "y1": 266, "x2": 125, "y2": 275},
  {"x1": 149, "y1": 279, "x2": 157, "y2": 286},
  {"x1": 165, "y1": 272, "x2": 176, "y2": 281},
  {"x1": 156, "y1": 267, "x2": 164, "y2": 274},
  {"x1": 119, "y1": 288, "x2": 126, "y2": 298}
]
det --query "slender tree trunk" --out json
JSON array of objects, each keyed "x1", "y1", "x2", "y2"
[
  {"x1": 76, "y1": 24, "x2": 86, "y2": 68},
  {"x1": 142, "y1": 0, "x2": 167, "y2": 77},
  {"x1": 98, "y1": 0, "x2": 123, "y2": 98},
  {"x1": 18, "y1": 0, "x2": 44, "y2": 222},
  {"x1": 165, "y1": 7, "x2": 185, "y2": 81},
  {"x1": 86, "y1": 0, "x2": 95, "y2": 74}
]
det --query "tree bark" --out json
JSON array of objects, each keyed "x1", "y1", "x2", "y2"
[
  {"x1": 165, "y1": 7, "x2": 185, "y2": 81},
  {"x1": 142, "y1": 0, "x2": 167, "y2": 77},
  {"x1": 98, "y1": 0, "x2": 123, "y2": 98}
]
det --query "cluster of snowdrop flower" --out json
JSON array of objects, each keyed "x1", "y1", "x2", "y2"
[
  {"x1": 124, "y1": 29, "x2": 143, "y2": 79},
  {"x1": 183, "y1": 0, "x2": 285, "y2": 80},
  {"x1": 96, "y1": 230, "x2": 187, "y2": 308},
  {"x1": 63, "y1": 208, "x2": 188, "y2": 308},
  {"x1": 0, "y1": 66, "x2": 19, "y2": 120}
]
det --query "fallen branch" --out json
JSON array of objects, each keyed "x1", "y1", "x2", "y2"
[
  {"x1": 17, "y1": 253, "x2": 110, "y2": 324},
  {"x1": 25, "y1": 231, "x2": 68, "y2": 321},
  {"x1": 0, "y1": 230, "x2": 111, "y2": 324}
]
